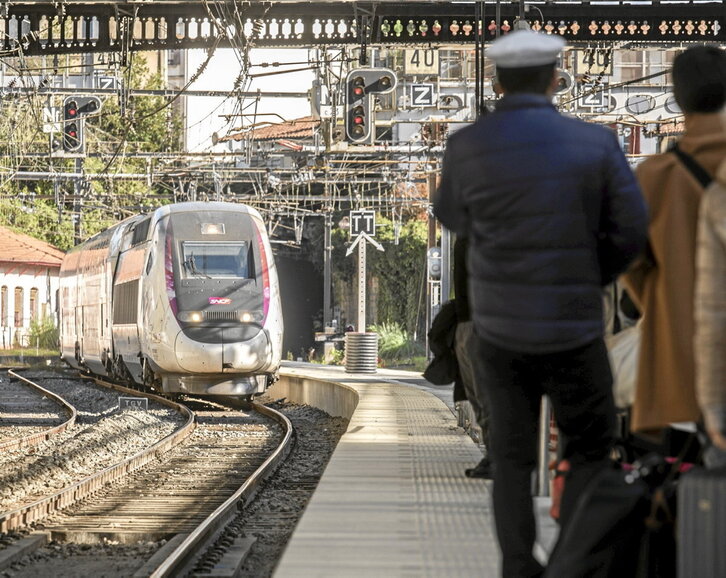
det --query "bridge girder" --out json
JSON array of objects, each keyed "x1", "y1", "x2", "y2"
[{"x1": 0, "y1": 2, "x2": 723, "y2": 56}]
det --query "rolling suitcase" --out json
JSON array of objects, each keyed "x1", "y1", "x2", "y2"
[{"x1": 677, "y1": 467, "x2": 726, "y2": 577}]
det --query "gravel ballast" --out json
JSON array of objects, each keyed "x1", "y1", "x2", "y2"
[
  {"x1": 1, "y1": 397, "x2": 348, "y2": 578},
  {"x1": 0, "y1": 370, "x2": 186, "y2": 513}
]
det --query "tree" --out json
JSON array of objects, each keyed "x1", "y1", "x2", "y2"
[
  {"x1": 331, "y1": 213, "x2": 428, "y2": 338},
  {"x1": 0, "y1": 53, "x2": 185, "y2": 248}
]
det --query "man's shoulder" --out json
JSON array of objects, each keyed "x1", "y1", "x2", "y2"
[{"x1": 447, "y1": 121, "x2": 481, "y2": 146}]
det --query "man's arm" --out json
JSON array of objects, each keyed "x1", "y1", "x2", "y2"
[{"x1": 599, "y1": 133, "x2": 649, "y2": 287}]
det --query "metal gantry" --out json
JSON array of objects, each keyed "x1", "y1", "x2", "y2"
[{"x1": 0, "y1": 1, "x2": 723, "y2": 56}]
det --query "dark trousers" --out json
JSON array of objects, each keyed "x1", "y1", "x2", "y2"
[{"x1": 475, "y1": 336, "x2": 616, "y2": 578}]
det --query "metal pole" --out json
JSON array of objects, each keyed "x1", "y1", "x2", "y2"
[
  {"x1": 427, "y1": 172, "x2": 438, "y2": 349},
  {"x1": 73, "y1": 157, "x2": 83, "y2": 244},
  {"x1": 357, "y1": 238, "x2": 367, "y2": 332},
  {"x1": 441, "y1": 226, "x2": 451, "y2": 302},
  {"x1": 323, "y1": 212, "x2": 332, "y2": 329},
  {"x1": 537, "y1": 396, "x2": 552, "y2": 497}
]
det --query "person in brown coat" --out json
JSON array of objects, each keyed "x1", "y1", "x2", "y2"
[{"x1": 623, "y1": 45, "x2": 726, "y2": 434}]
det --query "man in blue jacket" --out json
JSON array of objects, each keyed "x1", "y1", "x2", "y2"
[{"x1": 434, "y1": 30, "x2": 647, "y2": 577}]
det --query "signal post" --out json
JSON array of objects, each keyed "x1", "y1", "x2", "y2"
[
  {"x1": 345, "y1": 210, "x2": 383, "y2": 373},
  {"x1": 60, "y1": 96, "x2": 102, "y2": 243},
  {"x1": 344, "y1": 68, "x2": 397, "y2": 144}
]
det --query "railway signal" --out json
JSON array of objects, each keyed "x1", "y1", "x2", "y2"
[
  {"x1": 62, "y1": 99, "x2": 81, "y2": 151},
  {"x1": 62, "y1": 96, "x2": 102, "y2": 152},
  {"x1": 553, "y1": 69, "x2": 574, "y2": 95},
  {"x1": 427, "y1": 247, "x2": 442, "y2": 280},
  {"x1": 344, "y1": 68, "x2": 397, "y2": 144}
]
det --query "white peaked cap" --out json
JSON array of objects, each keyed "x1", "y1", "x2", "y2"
[{"x1": 488, "y1": 30, "x2": 565, "y2": 68}]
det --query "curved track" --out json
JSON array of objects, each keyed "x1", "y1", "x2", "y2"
[
  {"x1": 0, "y1": 371, "x2": 294, "y2": 577},
  {"x1": 0, "y1": 370, "x2": 77, "y2": 452},
  {"x1": 0, "y1": 373, "x2": 194, "y2": 533},
  {"x1": 148, "y1": 401, "x2": 293, "y2": 577}
]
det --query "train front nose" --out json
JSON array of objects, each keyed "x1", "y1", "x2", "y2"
[{"x1": 174, "y1": 325, "x2": 270, "y2": 373}]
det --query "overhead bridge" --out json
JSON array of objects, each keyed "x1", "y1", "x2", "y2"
[{"x1": 1, "y1": 1, "x2": 724, "y2": 55}]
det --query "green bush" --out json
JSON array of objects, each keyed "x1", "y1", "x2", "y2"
[
  {"x1": 370, "y1": 321, "x2": 425, "y2": 363},
  {"x1": 327, "y1": 348, "x2": 345, "y2": 366},
  {"x1": 28, "y1": 316, "x2": 59, "y2": 350}
]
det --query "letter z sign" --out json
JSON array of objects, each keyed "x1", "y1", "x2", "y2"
[{"x1": 410, "y1": 84, "x2": 435, "y2": 107}]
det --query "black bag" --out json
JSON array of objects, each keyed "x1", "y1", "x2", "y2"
[
  {"x1": 545, "y1": 466, "x2": 650, "y2": 577},
  {"x1": 423, "y1": 300, "x2": 459, "y2": 385},
  {"x1": 422, "y1": 354, "x2": 458, "y2": 386},
  {"x1": 545, "y1": 455, "x2": 679, "y2": 578}
]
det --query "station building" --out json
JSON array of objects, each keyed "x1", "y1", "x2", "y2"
[{"x1": 0, "y1": 226, "x2": 64, "y2": 349}]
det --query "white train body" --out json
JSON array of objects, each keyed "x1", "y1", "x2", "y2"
[{"x1": 60, "y1": 202, "x2": 283, "y2": 396}]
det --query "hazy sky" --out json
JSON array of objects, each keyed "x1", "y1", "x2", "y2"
[{"x1": 185, "y1": 48, "x2": 315, "y2": 151}]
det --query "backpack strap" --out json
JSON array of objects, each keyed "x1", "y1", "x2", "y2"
[{"x1": 671, "y1": 143, "x2": 713, "y2": 188}]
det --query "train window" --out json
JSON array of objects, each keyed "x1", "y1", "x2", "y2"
[
  {"x1": 131, "y1": 218, "x2": 151, "y2": 246},
  {"x1": 113, "y1": 281, "x2": 139, "y2": 324},
  {"x1": 181, "y1": 242, "x2": 250, "y2": 279}
]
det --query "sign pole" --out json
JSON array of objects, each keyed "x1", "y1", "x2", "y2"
[
  {"x1": 358, "y1": 237, "x2": 367, "y2": 332},
  {"x1": 346, "y1": 210, "x2": 383, "y2": 333}
]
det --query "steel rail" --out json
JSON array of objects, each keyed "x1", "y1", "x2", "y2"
[
  {"x1": 0, "y1": 369, "x2": 78, "y2": 452},
  {"x1": 149, "y1": 401, "x2": 294, "y2": 578},
  {"x1": 0, "y1": 376, "x2": 195, "y2": 533}
]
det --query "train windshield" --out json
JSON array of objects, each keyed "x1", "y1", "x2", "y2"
[{"x1": 181, "y1": 242, "x2": 250, "y2": 279}]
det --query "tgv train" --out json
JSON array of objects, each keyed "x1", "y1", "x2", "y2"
[{"x1": 59, "y1": 202, "x2": 283, "y2": 397}]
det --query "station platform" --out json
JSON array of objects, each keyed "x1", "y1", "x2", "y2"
[{"x1": 272, "y1": 363, "x2": 558, "y2": 577}]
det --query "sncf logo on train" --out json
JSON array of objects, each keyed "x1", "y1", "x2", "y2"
[{"x1": 209, "y1": 297, "x2": 232, "y2": 305}]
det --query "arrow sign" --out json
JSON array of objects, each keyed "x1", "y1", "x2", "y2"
[{"x1": 346, "y1": 231, "x2": 384, "y2": 256}]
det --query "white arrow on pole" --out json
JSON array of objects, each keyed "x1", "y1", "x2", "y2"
[{"x1": 346, "y1": 231, "x2": 384, "y2": 256}]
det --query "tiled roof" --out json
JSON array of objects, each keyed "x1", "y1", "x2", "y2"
[
  {"x1": 0, "y1": 226, "x2": 65, "y2": 267},
  {"x1": 220, "y1": 116, "x2": 319, "y2": 142}
]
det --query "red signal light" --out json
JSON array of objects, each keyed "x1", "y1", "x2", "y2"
[
  {"x1": 65, "y1": 99, "x2": 79, "y2": 118},
  {"x1": 351, "y1": 76, "x2": 365, "y2": 98},
  {"x1": 352, "y1": 105, "x2": 365, "y2": 126}
]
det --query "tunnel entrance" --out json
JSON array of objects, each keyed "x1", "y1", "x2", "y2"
[{"x1": 276, "y1": 255, "x2": 323, "y2": 359}]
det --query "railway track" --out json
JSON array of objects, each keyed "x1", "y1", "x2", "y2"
[
  {"x1": 0, "y1": 371, "x2": 193, "y2": 534},
  {"x1": 0, "y1": 370, "x2": 77, "y2": 452},
  {"x1": 0, "y1": 371, "x2": 294, "y2": 577}
]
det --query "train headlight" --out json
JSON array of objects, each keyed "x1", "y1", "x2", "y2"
[
  {"x1": 201, "y1": 223, "x2": 225, "y2": 235},
  {"x1": 238, "y1": 311, "x2": 263, "y2": 323},
  {"x1": 178, "y1": 311, "x2": 203, "y2": 323}
]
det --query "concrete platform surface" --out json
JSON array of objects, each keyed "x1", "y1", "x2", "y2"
[{"x1": 274, "y1": 363, "x2": 558, "y2": 577}]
